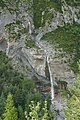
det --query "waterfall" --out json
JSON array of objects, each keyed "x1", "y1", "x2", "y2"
[
  {"x1": 25, "y1": 13, "x2": 34, "y2": 35},
  {"x1": 28, "y1": 19, "x2": 32, "y2": 35},
  {"x1": 25, "y1": 16, "x2": 55, "y2": 103},
  {"x1": 35, "y1": 32, "x2": 55, "y2": 105},
  {"x1": 46, "y1": 55, "x2": 55, "y2": 105},
  {"x1": 6, "y1": 40, "x2": 10, "y2": 55}
]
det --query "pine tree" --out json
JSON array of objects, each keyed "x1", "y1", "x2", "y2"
[
  {"x1": 3, "y1": 93, "x2": 18, "y2": 120},
  {"x1": 25, "y1": 101, "x2": 54, "y2": 120},
  {"x1": 18, "y1": 105, "x2": 24, "y2": 120}
]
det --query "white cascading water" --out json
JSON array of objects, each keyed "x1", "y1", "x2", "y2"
[
  {"x1": 36, "y1": 36, "x2": 55, "y2": 106},
  {"x1": 27, "y1": 16, "x2": 55, "y2": 104},
  {"x1": 46, "y1": 55, "x2": 55, "y2": 104},
  {"x1": 28, "y1": 20, "x2": 32, "y2": 35},
  {"x1": 6, "y1": 40, "x2": 10, "y2": 56}
]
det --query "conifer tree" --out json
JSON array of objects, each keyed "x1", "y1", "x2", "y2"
[{"x1": 3, "y1": 93, "x2": 18, "y2": 120}]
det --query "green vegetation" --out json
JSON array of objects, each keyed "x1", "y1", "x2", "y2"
[
  {"x1": 25, "y1": 38, "x2": 36, "y2": 48},
  {"x1": 0, "y1": 52, "x2": 42, "y2": 116},
  {"x1": 0, "y1": 0, "x2": 62, "y2": 29},
  {"x1": 1, "y1": 93, "x2": 53, "y2": 120},
  {"x1": 65, "y1": 63, "x2": 80, "y2": 120},
  {"x1": 0, "y1": 93, "x2": 6, "y2": 118},
  {"x1": 62, "y1": 61, "x2": 80, "y2": 119},
  {"x1": 5, "y1": 22, "x2": 37, "y2": 48},
  {"x1": 42, "y1": 23, "x2": 80, "y2": 72},
  {"x1": 0, "y1": 0, "x2": 80, "y2": 119},
  {"x1": 65, "y1": 0, "x2": 80, "y2": 6},
  {"x1": 5, "y1": 21, "x2": 27, "y2": 42},
  {"x1": 25, "y1": 101, "x2": 54, "y2": 120},
  {"x1": 3, "y1": 93, "x2": 18, "y2": 120},
  {"x1": 33, "y1": 0, "x2": 61, "y2": 28},
  {"x1": 0, "y1": 51, "x2": 51, "y2": 119},
  {"x1": 0, "y1": 0, "x2": 20, "y2": 12}
]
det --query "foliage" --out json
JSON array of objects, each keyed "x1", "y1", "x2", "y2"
[
  {"x1": 0, "y1": 0, "x2": 61, "y2": 29},
  {"x1": 5, "y1": 21, "x2": 37, "y2": 48},
  {"x1": 18, "y1": 105, "x2": 24, "y2": 120},
  {"x1": 0, "y1": 0, "x2": 80, "y2": 119},
  {"x1": 65, "y1": 62, "x2": 80, "y2": 120},
  {"x1": 25, "y1": 92, "x2": 43, "y2": 112},
  {"x1": 5, "y1": 21, "x2": 27, "y2": 42},
  {"x1": 25, "y1": 37, "x2": 36, "y2": 48},
  {"x1": 33, "y1": 0, "x2": 47, "y2": 28},
  {"x1": 0, "y1": 0, "x2": 21, "y2": 12},
  {"x1": 0, "y1": 93, "x2": 6, "y2": 117},
  {"x1": 65, "y1": 0, "x2": 80, "y2": 6},
  {"x1": 25, "y1": 101, "x2": 54, "y2": 120},
  {"x1": 33, "y1": 0, "x2": 61, "y2": 28},
  {"x1": 0, "y1": 52, "x2": 47, "y2": 119},
  {"x1": 3, "y1": 93, "x2": 18, "y2": 120},
  {"x1": 65, "y1": 79, "x2": 80, "y2": 120},
  {"x1": 0, "y1": 51, "x2": 23, "y2": 97}
]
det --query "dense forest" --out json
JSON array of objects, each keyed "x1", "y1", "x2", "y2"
[{"x1": 0, "y1": 0, "x2": 80, "y2": 120}]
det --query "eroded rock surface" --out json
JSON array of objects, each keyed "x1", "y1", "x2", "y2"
[{"x1": 0, "y1": 2, "x2": 80, "y2": 119}]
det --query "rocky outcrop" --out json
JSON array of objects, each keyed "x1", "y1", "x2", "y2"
[
  {"x1": 0, "y1": 1, "x2": 78, "y2": 85},
  {"x1": 0, "y1": 10, "x2": 16, "y2": 34},
  {"x1": 0, "y1": 2, "x2": 79, "y2": 119},
  {"x1": 62, "y1": 0, "x2": 80, "y2": 24},
  {"x1": 0, "y1": 36, "x2": 7, "y2": 52},
  {"x1": 38, "y1": 40, "x2": 76, "y2": 85}
]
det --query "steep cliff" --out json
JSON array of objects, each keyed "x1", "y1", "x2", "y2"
[{"x1": 0, "y1": 0, "x2": 80, "y2": 119}]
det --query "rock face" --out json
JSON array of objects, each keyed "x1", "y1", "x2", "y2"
[
  {"x1": 0, "y1": 37, "x2": 7, "y2": 52},
  {"x1": 0, "y1": 11, "x2": 16, "y2": 34},
  {"x1": 0, "y1": 2, "x2": 80, "y2": 119},
  {"x1": 62, "y1": 1, "x2": 80, "y2": 24},
  {"x1": 0, "y1": 2, "x2": 78, "y2": 84},
  {"x1": 38, "y1": 40, "x2": 76, "y2": 86},
  {"x1": 27, "y1": 48, "x2": 46, "y2": 77}
]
